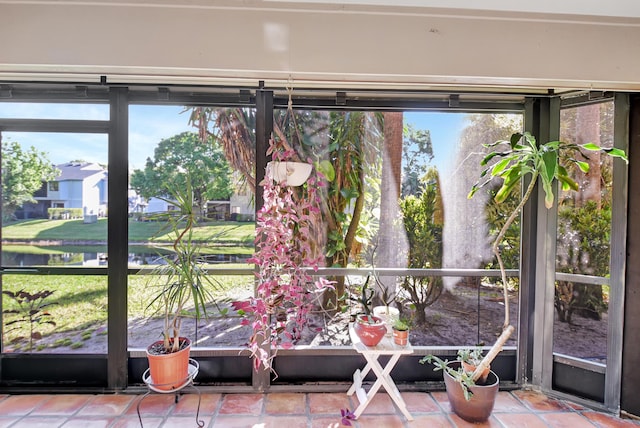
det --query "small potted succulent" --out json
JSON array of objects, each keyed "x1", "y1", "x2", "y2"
[{"x1": 392, "y1": 319, "x2": 410, "y2": 346}]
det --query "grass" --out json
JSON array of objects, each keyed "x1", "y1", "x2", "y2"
[
  {"x1": 2, "y1": 218, "x2": 256, "y2": 245},
  {"x1": 3, "y1": 244, "x2": 255, "y2": 256},
  {"x1": 2, "y1": 270, "x2": 254, "y2": 351},
  {"x1": 2, "y1": 275, "x2": 108, "y2": 349},
  {"x1": 1, "y1": 218, "x2": 256, "y2": 351}
]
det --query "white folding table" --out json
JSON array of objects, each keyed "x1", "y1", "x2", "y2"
[{"x1": 347, "y1": 326, "x2": 414, "y2": 421}]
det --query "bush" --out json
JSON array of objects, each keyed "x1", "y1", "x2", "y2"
[{"x1": 48, "y1": 208, "x2": 83, "y2": 220}]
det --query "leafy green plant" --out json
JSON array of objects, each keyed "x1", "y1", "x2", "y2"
[
  {"x1": 457, "y1": 347, "x2": 484, "y2": 366},
  {"x1": 465, "y1": 131, "x2": 627, "y2": 381},
  {"x1": 2, "y1": 289, "x2": 57, "y2": 351},
  {"x1": 556, "y1": 200, "x2": 611, "y2": 322},
  {"x1": 393, "y1": 319, "x2": 410, "y2": 331},
  {"x1": 420, "y1": 355, "x2": 477, "y2": 400},
  {"x1": 399, "y1": 167, "x2": 444, "y2": 324},
  {"x1": 352, "y1": 275, "x2": 375, "y2": 315},
  {"x1": 421, "y1": 347, "x2": 487, "y2": 401}
]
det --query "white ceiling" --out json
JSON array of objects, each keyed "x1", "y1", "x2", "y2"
[
  {"x1": 3, "y1": 0, "x2": 640, "y2": 90},
  {"x1": 7, "y1": 0, "x2": 640, "y2": 18},
  {"x1": 268, "y1": 0, "x2": 640, "y2": 18}
]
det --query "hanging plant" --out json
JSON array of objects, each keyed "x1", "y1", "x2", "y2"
[{"x1": 243, "y1": 137, "x2": 334, "y2": 374}]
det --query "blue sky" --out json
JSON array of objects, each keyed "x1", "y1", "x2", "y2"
[
  {"x1": 405, "y1": 111, "x2": 465, "y2": 172},
  {"x1": 0, "y1": 104, "x2": 467, "y2": 172}
]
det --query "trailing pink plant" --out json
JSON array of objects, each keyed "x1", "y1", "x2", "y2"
[{"x1": 244, "y1": 138, "x2": 333, "y2": 373}]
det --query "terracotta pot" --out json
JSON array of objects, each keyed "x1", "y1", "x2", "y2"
[
  {"x1": 392, "y1": 328, "x2": 409, "y2": 346},
  {"x1": 462, "y1": 361, "x2": 490, "y2": 383},
  {"x1": 146, "y1": 337, "x2": 191, "y2": 391},
  {"x1": 353, "y1": 315, "x2": 386, "y2": 347},
  {"x1": 443, "y1": 361, "x2": 499, "y2": 423}
]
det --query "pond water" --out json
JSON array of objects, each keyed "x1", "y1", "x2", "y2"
[{"x1": 2, "y1": 247, "x2": 252, "y2": 267}]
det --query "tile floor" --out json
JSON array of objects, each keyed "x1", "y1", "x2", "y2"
[{"x1": 0, "y1": 389, "x2": 638, "y2": 427}]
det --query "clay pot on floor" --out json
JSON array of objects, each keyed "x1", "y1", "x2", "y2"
[
  {"x1": 146, "y1": 337, "x2": 191, "y2": 391},
  {"x1": 443, "y1": 361, "x2": 499, "y2": 423}
]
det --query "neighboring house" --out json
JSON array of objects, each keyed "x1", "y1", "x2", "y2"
[
  {"x1": 230, "y1": 193, "x2": 254, "y2": 221},
  {"x1": 141, "y1": 194, "x2": 254, "y2": 221},
  {"x1": 20, "y1": 162, "x2": 108, "y2": 219},
  {"x1": 144, "y1": 197, "x2": 177, "y2": 214},
  {"x1": 128, "y1": 189, "x2": 147, "y2": 214},
  {"x1": 19, "y1": 160, "x2": 253, "y2": 221}
]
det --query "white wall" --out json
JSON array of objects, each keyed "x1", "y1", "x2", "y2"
[
  {"x1": 2, "y1": 1, "x2": 640, "y2": 91},
  {"x1": 60, "y1": 181, "x2": 82, "y2": 208}
]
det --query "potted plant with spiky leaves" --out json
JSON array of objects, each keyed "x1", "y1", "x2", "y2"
[
  {"x1": 144, "y1": 174, "x2": 218, "y2": 391},
  {"x1": 421, "y1": 131, "x2": 627, "y2": 422}
]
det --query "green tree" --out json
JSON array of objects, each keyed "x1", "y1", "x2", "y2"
[
  {"x1": 1, "y1": 140, "x2": 58, "y2": 221},
  {"x1": 189, "y1": 108, "x2": 257, "y2": 191},
  {"x1": 399, "y1": 167, "x2": 444, "y2": 324},
  {"x1": 322, "y1": 111, "x2": 372, "y2": 296},
  {"x1": 556, "y1": 201, "x2": 611, "y2": 322},
  {"x1": 401, "y1": 125, "x2": 434, "y2": 197},
  {"x1": 188, "y1": 107, "x2": 381, "y2": 299},
  {"x1": 130, "y1": 132, "x2": 233, "y2": 216},
  {"x1": 555, "y1": 102, "x2": 615, "y2": 321}
]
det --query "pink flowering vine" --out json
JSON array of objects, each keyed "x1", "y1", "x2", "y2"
[{"x1": 245, "y1": 138, "x2": 333, "y2": 374}]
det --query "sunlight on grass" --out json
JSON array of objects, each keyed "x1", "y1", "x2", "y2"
[
  {"x1": 2, "y1": 218, "x2": 255, "y2": 244},
  {"x1": 3, "y1": 272, "x2": 253, "y2": 352},
  {"x1": 128, "y1": 272, "x2": 254, "y2": 318},
  {"x1": 2, "y1": 275, "x2": 107, "y2": 350}
]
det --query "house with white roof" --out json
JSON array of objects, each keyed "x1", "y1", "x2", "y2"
[{"x1": 20, "y1": 162, "x2": 108, "y2": 219}]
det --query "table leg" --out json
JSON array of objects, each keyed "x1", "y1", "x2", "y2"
[
  {"x1": 352, "y1": 354, "x2": 396, "y2": 418},
  {"x1": 351, "y1": 353, "x2": 414, "y2": 421},
  {"x1": 347, "y1": 360, "x2": 372, "y2": 396}
]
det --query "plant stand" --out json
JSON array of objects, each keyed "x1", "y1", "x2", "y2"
[
  {"x1": 347, "y1": 325, "x2": 414, "y2": 421},
  {"x1": 137, "y1": 358, "x2": 203, "y2": 428}
]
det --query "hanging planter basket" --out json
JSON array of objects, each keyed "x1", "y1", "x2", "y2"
[{"x1": 267, "y1": 161, "x2": 312, "y2": 186}]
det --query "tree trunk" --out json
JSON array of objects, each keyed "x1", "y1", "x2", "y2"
[
  {"x1": 376, "y1": 112, "x2": 404, "y2": 304},
  {"x1": 576, "y1": 104, "x2": 602, "y2": 208}
]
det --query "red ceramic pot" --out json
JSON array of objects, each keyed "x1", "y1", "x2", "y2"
[{"x1": 354, "y1": 314, "x2": 386, "y2": 347}]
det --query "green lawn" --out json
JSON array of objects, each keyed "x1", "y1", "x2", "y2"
[
  {"x1": 2, "y1": 270, "x2": 253, "y2": 351},
  {"x1": 2, "y1": 218, "x2": 256, "y2": 244},
  {"x1": 1, "y1": 218, "x2": 256, "y2": 351}
]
